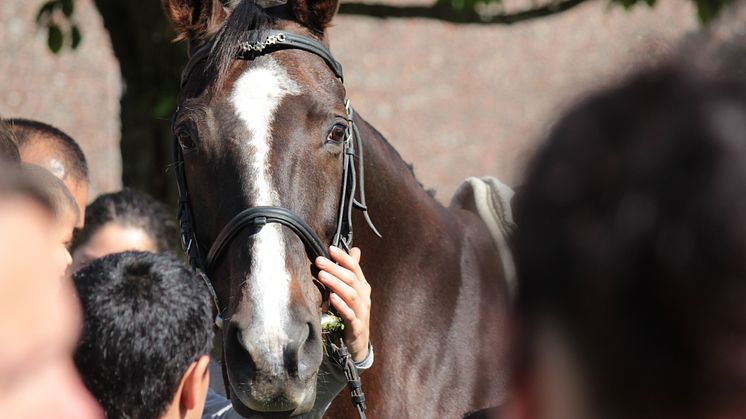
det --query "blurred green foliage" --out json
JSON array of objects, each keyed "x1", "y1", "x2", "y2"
[
  {"x1": 428, "y1": 0, "x2": 732, "y2": 23},
  {"x1": 611, "y1": 0, "x2": 732, "y2": 23},
  {"x1": 36, "y1": 0, "x2": 188, "y2": 201},
  {"x1": 36, "y1": 0, "x2": 81, "y2": 54}
]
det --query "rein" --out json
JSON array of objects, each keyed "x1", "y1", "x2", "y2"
[{"x1": 173, "y1": 28, "x2": 378, "y2": 418}]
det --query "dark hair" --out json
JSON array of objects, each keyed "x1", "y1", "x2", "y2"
[
  {"x1": 206, "y1": 0, "x2": 271, "y2": 88},
  {"x1": 0, "y1": 119, "x2": 20, "y2": 163},
  {"x1": 6, "y1": 118, "x2": 89, "y2": 182},
  {"x1": 513, "y1": 63, "x2": 746, "y2": 419},
  {"x1": 72, "y1": 189, "x2": 177, "y2": 253},
  {"x1": 73, "y1": 252, "x2": 213, "y2": 419}
]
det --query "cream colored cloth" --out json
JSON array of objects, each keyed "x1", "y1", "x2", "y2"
[{"x1": 450, "y1": 176, "x2": 517, "y2": 298}]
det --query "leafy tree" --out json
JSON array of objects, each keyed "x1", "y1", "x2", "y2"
[
  {"x1": 36, "y1": 0, "x2": 81, "y2": 53},
  {"x1": 38, "y1": 0, "x2": 187, "y2": 201},
  {"x1": 35, "y1": 0, "x2": 732, "y2": 199},
  {"x1": 338, "y1": 0, "x2": 733, "y2": 24}
]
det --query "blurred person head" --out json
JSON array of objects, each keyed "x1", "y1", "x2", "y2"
[
  {"x1": 23, "y1": 164, "x2": 80, "y2": 278},
  {"x1": 0, "y1": 164, "x2": 101, "y2": 419},
  {"x1": 0, "y1": 120, "x2": 20, "y2": 163},
  {"x1": 511, "y1": 61, "x2": 746, "y2": 419},
  {"x1": 7, "y1": 118, "x2": 90, "y2": 226},
  {"x1": 73, "y1": 252, "x2": 213, "y2": 419},
  {"x1": 71, "y1": 189, "x2": 177, "y2": 272}
]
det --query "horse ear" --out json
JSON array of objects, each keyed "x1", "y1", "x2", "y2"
[
  {"x1": 162, "y1": 0, "x2": 228, "y2": 42},
  {"x1": 290, "y1": 0, "x2": 340, "y2": 34}
]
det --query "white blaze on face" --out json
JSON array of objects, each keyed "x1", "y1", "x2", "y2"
[{"x1": 231, "y1": 58, "x2": 301, "y2": 364}]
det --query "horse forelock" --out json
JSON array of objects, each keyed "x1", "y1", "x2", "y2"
[{"x1": 206, "y1": 0, "x2": 273, "y2": 90}]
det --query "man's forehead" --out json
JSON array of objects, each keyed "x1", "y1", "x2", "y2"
[
  {"x1": 20, "y1": 141, "x2": 69, "y2": 178},
  {"x1": 18, "y1": 134, "x2": 59, "y2": 153}
]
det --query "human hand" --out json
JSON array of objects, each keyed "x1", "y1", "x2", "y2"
[{"x1": 315, "y1": 246, "x2": 371, "y2": 362}]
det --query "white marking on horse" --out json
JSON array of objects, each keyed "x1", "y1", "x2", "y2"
[{"x1": 231, "y1": 58, "x2": 301, "y2": 369}]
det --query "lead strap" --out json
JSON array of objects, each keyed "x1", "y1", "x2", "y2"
[{"x1": 330, "y1": 335, "x2": 367, "y2": 418}]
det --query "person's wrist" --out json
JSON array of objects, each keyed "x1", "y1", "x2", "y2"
[
  {"x1": 353, "y1": 343, "x2": 374, "y2": 370},
  {"x1": 350, "y1": 339, "x2": 369, "y2": 363}
]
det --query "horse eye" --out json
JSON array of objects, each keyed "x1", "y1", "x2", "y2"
[
  {"x1": 326, "y1": 124, "x2": 347, "y2": 144},
  {"x1": 177, "y1": 131, "x2": 196, "y2": 151}
]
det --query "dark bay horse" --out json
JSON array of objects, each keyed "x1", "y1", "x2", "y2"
[{"x1": 163, "y1": 0, "x2": 511, "y2": 416}]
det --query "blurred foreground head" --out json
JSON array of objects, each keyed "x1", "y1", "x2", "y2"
[
  {"x1": 7, "y1": 118, "x2": 90, "y2": 226},
  {"x1": 512, "y1": 55, "x2": 746, "y2": 419},
  {"x1": 0, "y1": 165, "x2": 100, "y2": 418},
  {"x1": 23, "y1": 164, "x2": 80, "y2": 278}
]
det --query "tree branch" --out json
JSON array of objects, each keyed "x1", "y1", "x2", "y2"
[{"x1": 338, "y1": 0, "x2": 592, "y2": 24}]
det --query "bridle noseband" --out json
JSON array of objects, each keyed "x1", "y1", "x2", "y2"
[{"x1": 173, "y1": 28, "x2": 378, "y2": 418}]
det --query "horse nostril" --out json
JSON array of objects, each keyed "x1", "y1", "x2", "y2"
[
  {"x1": 283, "y1": 322, "x2": 311, "y2": 377},
  {"x1": 233, "y1": 325, "x2": 248, "y2": 354},
  {"x1": 226, "y1": 318, "x2": 319, "y2": 380},
  {"x1": 284, "y1": 347, "x2": 299, "y2": 376}
]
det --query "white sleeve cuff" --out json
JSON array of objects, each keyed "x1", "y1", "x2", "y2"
[{"x1": 353, "y1": 343, "x2": 374, "y2": 371}]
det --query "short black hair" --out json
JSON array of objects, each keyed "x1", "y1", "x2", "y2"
[
  {"x1": 73, "y1": 252, "x2": 213, "y2": 419},
  {"x1": 6, "y1": 118, "x2": 89, "y2": 182},
  {"x1": 514, "y1": 63, "x2": 746, "y2": 418},
  {"x1": 72, "y1": 188, "x2": 178, "y2": 253},
  {"x1": 0, "y1": 119, "x2": 20, "y2": 163}
]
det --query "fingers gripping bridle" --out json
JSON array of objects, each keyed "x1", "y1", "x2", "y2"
[{"x1": 173, "y1": 29, "x2": 379, "y2": 418}]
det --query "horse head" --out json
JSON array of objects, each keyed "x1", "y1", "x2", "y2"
[{"x1": 163, "y1": 0, "x2": 353, "y2": 414}]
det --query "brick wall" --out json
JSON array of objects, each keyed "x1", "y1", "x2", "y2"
[
  {"x1": 330, "y1": 1, "x2": 702, "y2": 199},
  {"x1": 3, "y1": 0, "x2": 741, "y2": 202},
  {"x1": 0, "y1": 0, "x2": 121, "y2": 199}
]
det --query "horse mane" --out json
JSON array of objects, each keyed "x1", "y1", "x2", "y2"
[
  {"x1": 363, "y1": 120, "x2": 438, "y2": 200},
  {"x1": 206, "y1": 0, "x2": 273, "y2": 88},
  {"x1": 406, "y1": 163, "x2": 437, "y2": 199}
]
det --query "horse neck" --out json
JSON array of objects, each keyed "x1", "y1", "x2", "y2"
[
  {"x1": 352, "y1": 116, "x2": 467, "y2": 278},
  {"x1": 339, "y1": 117, "x2": 511, "y2": 416}
]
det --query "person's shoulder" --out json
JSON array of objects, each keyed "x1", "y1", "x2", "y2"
[{"x1": 202, "y1": 388, "x2": 240, "y2": 419}]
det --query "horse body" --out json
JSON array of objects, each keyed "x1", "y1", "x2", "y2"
[
  {"x1": 325, "y1": 116, "x2": 510, "y2": 417},
  {"x1": 163, "y1": 0, "x2": 510, "y2": 416}
]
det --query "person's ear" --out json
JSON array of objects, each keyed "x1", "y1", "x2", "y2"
[
  {"x1": 289, "y1": 0, "x2": 340, "y2": 35},
  {"x1": 161, "y1": 0, "x2": 228, "y2": 43},
  {"x1": 178, "y1": 355, "x2": 211, "y2": 417}
]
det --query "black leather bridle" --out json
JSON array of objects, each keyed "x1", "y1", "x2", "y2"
[{"x1": 172, "y1": 28, "x2": 378, "y2": 418}]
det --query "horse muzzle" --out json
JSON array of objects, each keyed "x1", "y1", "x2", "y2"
[{"x1": 223, "y1": 312, "x2": 322, "y2": 415}]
